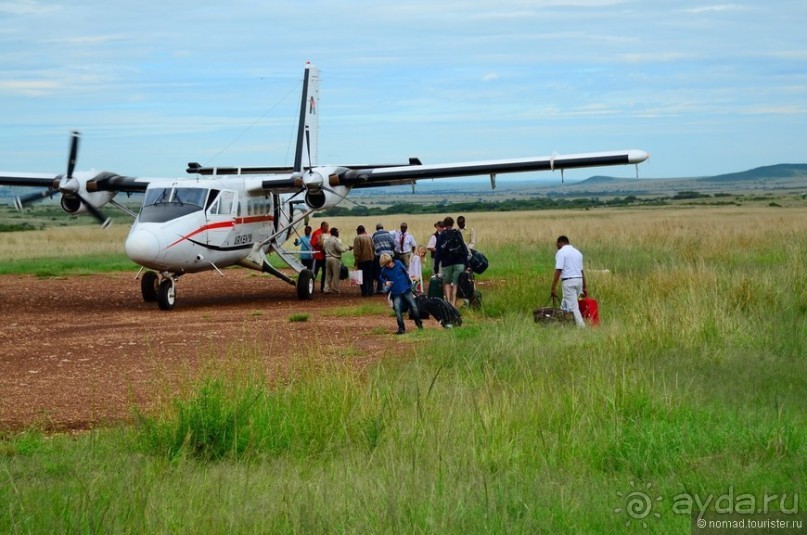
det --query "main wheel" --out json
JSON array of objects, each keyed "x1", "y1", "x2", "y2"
[
  {"x1": 157, "y1": 278, "x2": 176, "y2": 310},
  {"x1": 140, "y1": 271, "x2": 159, "y2": 302},
  {"x1": 296, "y1": 269, "x2": 314, "y2": 300}
]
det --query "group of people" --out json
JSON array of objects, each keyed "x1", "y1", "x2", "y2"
[
  {"x1": 294, "y1": 216, "x2": 478, "y2": 334},
  {"x1": 295, "y1": 218, "x2": 590, "y2": 332}
]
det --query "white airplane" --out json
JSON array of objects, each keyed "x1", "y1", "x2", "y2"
[{"x1": 0, "y1": 63, "x2": 648, "y2": 310}]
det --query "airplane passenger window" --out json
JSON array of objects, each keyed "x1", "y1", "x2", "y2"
[
  {"x1": 206, "y1": 189, "x2": 220, "y2": 210},
  {"x1": 207, "y1": 196, "x2": 220, "y2": 215},
  {"x1": 219, "y1": 191, "x2": 235, "y2": 215}
]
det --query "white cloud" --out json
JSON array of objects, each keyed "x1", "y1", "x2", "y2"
[
  {"x1": 682, "y1": 4, "x2": 740, "y2": 14},
  {"x1": 0, "y1": 79, "x2": 61, "y2": 96}
]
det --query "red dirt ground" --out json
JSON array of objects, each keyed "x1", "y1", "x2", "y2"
[{"x1": 0, "y1": 271, "x2": 422, "y2": 432}]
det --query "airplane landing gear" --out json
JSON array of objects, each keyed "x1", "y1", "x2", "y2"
[
  {"x1": 139, "y1": 270, "x2": 178, "y2": 310},
  {"x1": 140, "y1": 271, "x2": 159, "y2": 302},
  {"x1": 158, "y1": 277, "x2": 177, "y2": 310},
  {"x1": 297, "y1": 269, "x2": 314, "y2": 300}
]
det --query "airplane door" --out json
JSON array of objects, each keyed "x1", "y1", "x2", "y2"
[{"x1": 205, "y1": 189, "x2": 240, "y2": 248}]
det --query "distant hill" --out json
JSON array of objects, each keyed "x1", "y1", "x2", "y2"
[
  {"x1": 699, "y1": 164, "x2": 807, "y2": 182},
  {"x1": 578, "y1": 175, "x2": 639, "y2": 185}
]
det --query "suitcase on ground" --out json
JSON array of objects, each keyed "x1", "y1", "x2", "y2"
[
  {"x1": 424, "y1": 297, "x2": 462, "y2": 327},
  {"x1": 457, "y1": 271, "x2": 482, "y2": 308},
  {"x1": 533, "y1": 296, "x2": 573, "y2": 325},
  {"x1": 457, "y1": 271, "x2": 474, "y2": 299},
  {"x1": 408, "y1": 295, "x2": 431, "y2": 321},
  {"x1": 578, "y1": 297, "x2": 600, "y2": 326},
  {"x1": 427, "y1": 275, "x2": 444, "y2": 298},
  {"x1": 468, "y1": 250, "x2": 489, "y2": 274}
]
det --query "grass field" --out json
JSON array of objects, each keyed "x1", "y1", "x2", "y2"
[{"x1": 1, "y1": 205, "x2": 805, "y2": 533}]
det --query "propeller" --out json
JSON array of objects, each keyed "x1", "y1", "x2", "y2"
[
  {"x1": 19, "y1": 131, "x2": 112, "y2": 227},
  {"x1": 61, "y1": 132, "x2": 111, "y2": 227}
]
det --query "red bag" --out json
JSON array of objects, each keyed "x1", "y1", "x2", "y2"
[{"x1": 578, "y1": 297, "x2": 600, "y2": 326}]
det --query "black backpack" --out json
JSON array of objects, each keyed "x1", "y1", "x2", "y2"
[
  {"x1": 441, "y1": 229, "x2": 464, "y2": 258},
  {"x1": 468, "y1": 250, "x2": 489, "y2": 274}
]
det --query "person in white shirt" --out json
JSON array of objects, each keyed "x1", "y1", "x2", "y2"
[
  {"x1": 550, "y1": 235, "x2": 587, "y2": 328},
  {"x1": 457, "y1": 215, "x2": 476, "y2": 251},
  {"x1": 393, "y1": 222, "x2": 417, "y2": 268},
  {"x1": 408, "y1": 245, "x2": 426, "y2": 294},
  {"x1": 426, "y1": 220, "x2": 444, "y2": 274}
]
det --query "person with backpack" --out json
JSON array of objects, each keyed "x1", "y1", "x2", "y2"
[
  {"x1": 379, "y1": 253, "x2": 424, "y2": 335},
  {"x1": 434, "y1": 216, "x2": 469, "y2": 307}
]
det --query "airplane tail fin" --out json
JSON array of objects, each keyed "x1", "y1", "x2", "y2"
[{"x1": 293, "y1": 62, "x2": 319, "y2": 173}]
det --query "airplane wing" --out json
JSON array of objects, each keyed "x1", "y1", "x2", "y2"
[
  {"x1": 84, "y1": 172, "x2": 149, "y2": 193},
  {"x1": 331, "y1": 150, "x2": 649, "y2": 189},
  {"x1": 0, "y1": 172, "x2": 62, "y2": 188}
]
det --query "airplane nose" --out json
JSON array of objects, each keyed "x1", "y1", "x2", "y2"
[{"x1": 125, "y1": 228, "x2": 161, "y2": 265}]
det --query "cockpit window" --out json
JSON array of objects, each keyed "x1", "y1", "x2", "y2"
[
  {"x1": 144, "y1": 187, "x2": 172, "y2": 207},
  {"x1": 139, "y1": 186, "x2": 211, "y2": 223},
  {"x1": 143, "y1": 187, "x2": 208, "y2": 208},
  {"x1": 174, "y1": 187, "x2": 208, "y2": 207}
]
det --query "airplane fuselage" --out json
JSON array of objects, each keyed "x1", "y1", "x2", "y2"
[{"x1": 124, "y1": 177, "x2": 299, "y2": 273}]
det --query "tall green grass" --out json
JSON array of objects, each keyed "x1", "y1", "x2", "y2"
[{"x1": 1, "y1": 207, "x2": 804, "y2": 533}]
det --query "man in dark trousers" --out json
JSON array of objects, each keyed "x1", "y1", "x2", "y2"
[
  {"x1": 372, "y1": 223, "x2": 395, "y2": 294},
  {"x1": 353, "y1": 225, "x2": 375, "y2": 297},
  {"x1": 378, "y1": 253, "x2": 423, "y2": 335},
  {"x1": 310, "y1": 221, "x2": 329, "y2": 292}
]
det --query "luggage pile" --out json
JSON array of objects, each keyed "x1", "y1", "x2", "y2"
[
  {"x1": 533, "y1": 299, "x2": 573, "y2": 325},
  {"x1": 410, "y1": 294, "x2": 462, "y2": 328},
  {"x1": 533, "y1": 296, "x2": 601, "y2": 326}
]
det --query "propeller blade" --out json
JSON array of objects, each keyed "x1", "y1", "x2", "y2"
[
  {"x1": 320, "y1": 185, "x2": 362, "y2": 208},
  {"x1": 305, "y1": 127, "x2": 312, "y2": 170},
  {"x1": 286, "y1": 187, "x2": 306, "y2": 203},
  {"x1": 66, "y1": 131, "x2": 80, "y2": 179},
  {"x1": 77, "y1": 194, "x2": 111, "y2": 228},
  {"x1": 15, "y1": 188, "x2": 58, "y2": 209}
]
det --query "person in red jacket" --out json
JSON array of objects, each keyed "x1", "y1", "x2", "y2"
[{"x1": 310, "y1": 221, "x2": 329, "y2": 293}]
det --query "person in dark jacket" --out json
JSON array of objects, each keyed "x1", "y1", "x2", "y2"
[
  {"x1": 378, "y1": 253, "x2": 423, "y2": 335},
  {"x1": 372, "y1": 223, "x2": 395, "y2": 294},
  {"x1": 433, "y1": 216, "x2": 468, "y2": 307}
]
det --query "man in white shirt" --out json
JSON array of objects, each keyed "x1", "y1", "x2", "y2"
[
  {"x1": 457, "y1": 215, "x2": 476, "y2": 251},
  {"x1": 550, "y1": 235, "x2": 587, "y2": 328},
  {"x1": 426, "y1": 220, "x2": 444, "y2": 274},
  {"x1": 393, "y1": 222, "x2": 417, "y2": 268}
]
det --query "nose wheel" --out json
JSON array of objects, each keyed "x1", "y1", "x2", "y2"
[
  {"x1": 140, "y1": 270, "x2": 178, "y2": 310},
  {"x1": 158, "y1": 277, "x2": 176, "y2": 310}
]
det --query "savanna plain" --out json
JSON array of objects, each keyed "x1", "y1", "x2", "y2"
[{"x1": 0, "y1": 204, "x2": 804, "y2": 534}]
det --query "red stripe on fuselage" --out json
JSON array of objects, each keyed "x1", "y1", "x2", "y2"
[
  {"x1": 237, "y1": 215, "x2": 275, "y2": 225},
  {"x1": 166, "y1": 215, "x2": 275, "y2": 248}
]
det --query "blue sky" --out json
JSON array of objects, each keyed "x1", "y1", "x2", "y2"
[{"x1": 1, "y1": 0, "x2": 805, "y2": 182}]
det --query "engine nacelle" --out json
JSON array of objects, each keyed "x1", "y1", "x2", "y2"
[
  {"x1": 59, "y1": 171, "x2": 117, "y2": 214},
  {"x1": 304, "y1": 185, "x2": 349, "y2": 210},
  {"x1": 60, "y1": 195, "x2": 82, "y2": 214}
]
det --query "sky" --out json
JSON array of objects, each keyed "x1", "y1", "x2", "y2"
[{"x1": 1, "y1": 0, "x2": 805, "y2": 183}]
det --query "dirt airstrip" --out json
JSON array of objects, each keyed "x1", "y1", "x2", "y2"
[{"x1": 0, "y1": 271, "x2": 418, "y2": 432}]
